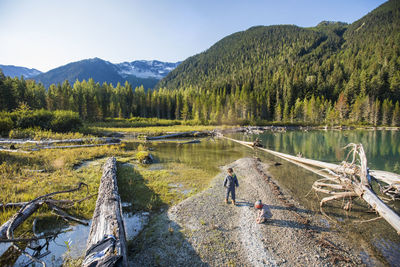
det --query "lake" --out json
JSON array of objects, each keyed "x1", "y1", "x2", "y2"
[{"x1": 1, "y1": 129, "x2": 399, "y2": 266}]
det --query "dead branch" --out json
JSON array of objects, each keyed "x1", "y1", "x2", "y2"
[
  {"x1": 224, "y1": 136, "x2": 400, "y2": 234},
  {"x1": 0, "y1": 183, "x2": 90, "y2": 240},
  {"x1": 47, "y1": 202, "x2": 88, "y2": 225},
  {"x1": 0, "y1": 202, "x2": 43, "y2": 239}
]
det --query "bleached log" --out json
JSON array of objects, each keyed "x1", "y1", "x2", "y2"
[
  {"x1": 146, "y1": 131, "x2": 208, "y2": 140},
  {"x1": 0, "y1": 149, "x2": 31, "y2": 153},
  {"x1": 224, "y1": 137, "x2": 400, "y2": 234},
  {"x1": 38, "y1": 142, "x2": 121, "y2": 150},
  {"x1": 0, "y1": 202, "x2": 30, "y2": 209},
  {"x1": 223, "y1": 137, "x2": 400, "y2": 186},
  {"x1": 83, "y1": 157, "x2": 128, "y2": 267},
  {"x1": 0, "y1": 202, "x2": 42, "y2": 239}
]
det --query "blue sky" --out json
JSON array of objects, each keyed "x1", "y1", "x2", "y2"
[{"x1": 0, "y1": 0, "x2": 386, "y2": 72}]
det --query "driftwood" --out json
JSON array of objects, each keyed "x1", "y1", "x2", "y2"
[
  {"x1": 146, "y1": 131, "x2": 209, "y2": 140},
  {"x1": 83, "y1": 157, "x2": 128, "y2": 267},
  {"x1": 0, "y1": 202, "x2": 42, "y2": 239},
  {"x1": 0, "y1": 148, "x2": 31, "y2": 153},
  {"x1": 223, "y1": 137, "x2": 400, "y2": 188},
  {"x1": 1, "y1": 182, "x2": 88, "y2": 239},
  {"x1": 35, "y1": 142, "x2": 121, "y2": 150},
  {"x1": 0, "y1": 183, "x2": 90, "y2": 266},
  {"x1": 178, "y1": 139, "x2": 201, "y2": 145},
  {"x1": 224, "y1": 136, "x2": 400, "y2": 234}
]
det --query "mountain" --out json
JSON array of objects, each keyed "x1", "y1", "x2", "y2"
[
  {"x1": 157, "y1": 0, "x2": 400, "y2": 103},
  {"x1": 32, "y1": 58, "x2": 180, "y2": 89},
  {"x1": 117, "y1": 60, "x2": 180, "y2": 79},
  {"x1": 0, "y1": 64, "x2": 42, "y2": 79}
]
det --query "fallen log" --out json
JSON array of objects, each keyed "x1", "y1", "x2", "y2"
[
  {"x1": 0, "y1": 202, "x2": 42, "y2": 239},
  {"x1": 224, "y1": 136, "x2": 400, "y2": 234},
  {"x1": 82, "y1": 157, "x2": 128, "y2": 267},
  {"x1": 36, "y1": 142, "x2": 121, "y2": 150},
  {"x1": 146, "y1": 131, "x2": 208, "y2": 140},
  {"x1": 223, "y1": 137, "x2": 400, "y2": 187},
  {"x1": 178, "y1": 139, "x2": 201, "y2": 145},
  {"x1": 0, "y1": 148, "x2": 31, "y2": 154}
]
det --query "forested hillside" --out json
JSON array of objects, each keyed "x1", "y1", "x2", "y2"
[
  {"x1": 0, "y1": 0, "x2": 399, "y2": 126},
  {"x1": 157, "y1": 0, "x2": 400, "y2": 125}
]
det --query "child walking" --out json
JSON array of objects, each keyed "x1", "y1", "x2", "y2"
[{"x1": 223, "y1": 168, "x2": 239, "y2": 205}]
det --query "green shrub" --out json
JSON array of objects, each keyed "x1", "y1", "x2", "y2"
[
  {"x1": 14, "y1": 109, "x2": 53, "y2": 129},
  {"x1": 9, "y1": 128, "x2": 36, "y2": 139},
  {"x1": 51, "y1": 110, "x2": 82, "y2": 132},
  {"x1": 0, "y1": 116, "x2": 13, "y2": 136},
  {"x1": 135, "y1": 151, "x2": 151, "y2": 163}
]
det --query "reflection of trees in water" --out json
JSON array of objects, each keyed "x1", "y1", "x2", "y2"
[
  {"x1": 153, "y1": 140, "x2": 246, "y2": 173},
  {"x1": 247, "y1": 130, "x2": 399, "y2": 173}
]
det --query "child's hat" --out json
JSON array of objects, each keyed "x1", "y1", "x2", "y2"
[{"x1": 254, "y1": 200, "x2": 262, "y2": 209}]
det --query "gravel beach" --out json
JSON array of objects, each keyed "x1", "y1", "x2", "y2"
[{"x1": 129, "y1": 157, "x2": 370, "y2": 266}]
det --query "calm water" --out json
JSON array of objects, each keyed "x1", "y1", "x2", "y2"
[
  {"x1": 228, "y1": 129, "x2": 400, "y2": 266},
  {"x1": 228, "y1": 129, "x2": 400, "y2": 174},
  {"x1": 2, "y1": 130, "x2": 399, "y2": 266}
]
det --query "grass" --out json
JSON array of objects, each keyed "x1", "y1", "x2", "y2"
[
  {"x1": 0, "y1": 144, "x2": 128, "y2": 225},
  {"x1": 7, "y1": 128, "x2": 92, "y2": 140},
  {"x1": 117, "y1": 161, "x2": 212, "y2": 212}
]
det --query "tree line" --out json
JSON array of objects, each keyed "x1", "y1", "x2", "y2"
[{"x1": 0, "y1": 71, "x2": 399, "y2": 126}]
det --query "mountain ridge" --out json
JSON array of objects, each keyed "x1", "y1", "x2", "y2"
[
  {"x1": 0, "y1": 58, "x2": 180, "y2": 89},
  {"x1": 0, "y1": 64, "x2": 42, "y2": 79},
  {"x1": 157, "y1": 0, "x2": 400, "y2": 104}
]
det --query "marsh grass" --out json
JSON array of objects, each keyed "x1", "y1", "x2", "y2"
[
  {"x1": 8, "y1": 128, "x2": 89, "y2": 140},
  {"x1": 1, "y1": 137, "x2": 239, "y2": 265},
  {"x1": 0, "y1": 144, "x2": 128, "y2": 225}
]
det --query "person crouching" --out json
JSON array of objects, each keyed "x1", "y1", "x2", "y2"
[
  {"x1": 224, "y1": 168, "x2": 239, "y2": 205},
  {"x1": 255, "y1": 200, "x2": 268, "y2": 224}
]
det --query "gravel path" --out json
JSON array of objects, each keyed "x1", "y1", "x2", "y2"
[{"x1": 129, "y1": 157, "x2": 366, "y2": 266}]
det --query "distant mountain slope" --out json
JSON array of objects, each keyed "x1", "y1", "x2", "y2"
[
  {"x1": 158, "y1": 0, "x2": 400, "y2": 103},
  {"x1": 117, "y1": 60, "x2": 180, "y2": 79},
  {"x1": 32, "y1": 58, "x2": 180, "y2": 88},
  {"x1": 0, "y1": 64, "x2": 42, "y2": 78}
]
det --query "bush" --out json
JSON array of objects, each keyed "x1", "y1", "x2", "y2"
[
  {"x1": 50, "y1": 110, "x2": 82, "y2": 132},
  {"x1": 135, "y1": 151, "x2": 150, "y2": 161},
  {"x1": 0, "y1": 116, "x2": 13, "y2": 136},
  {"x1": 14, "y1": 109, "x2": 53, "y2": 129},
  {"x1": 9, "y1": 128, "x2": 36, "y2": 139}
]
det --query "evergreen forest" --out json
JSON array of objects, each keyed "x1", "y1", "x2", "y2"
[{"x1": 1, "y1": 0, "x2": 400, "y2": 128}]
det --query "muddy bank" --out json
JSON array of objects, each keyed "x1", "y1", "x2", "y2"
[{"x1": 129, "y1": 157, "x2": 377, "y2": 266}]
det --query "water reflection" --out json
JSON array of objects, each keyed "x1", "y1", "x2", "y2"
[
  {"x1": 229, "y1": 130, "x2": 400, "y2": 174},
  {"x1": 227, "y1": 130, "x2": 400, "y2": 266}
]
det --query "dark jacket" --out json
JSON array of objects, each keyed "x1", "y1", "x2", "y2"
[{"x1": 224, "y1": 174, "x2": 239, "y2": 189}]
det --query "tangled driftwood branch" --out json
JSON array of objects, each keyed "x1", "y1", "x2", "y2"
[
  {"x1": 223, "y1": 137, "x2": 400, "y2": 234},
  {"x1": 0, "y1": 183, "x2": 91, "y2": 266}
]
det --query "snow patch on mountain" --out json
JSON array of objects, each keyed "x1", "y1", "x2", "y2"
[{"x1": 116, "y1": 60, "x2": 180, "y2": 79}]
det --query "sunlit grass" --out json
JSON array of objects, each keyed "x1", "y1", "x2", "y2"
[
  {"x1": 117, "y1": 161, "x2": 214, "y2": 212},
  {"x1": 0, "y1": 144, "x2": 128, "y2": 224},
  {"x1": 8, "y1": 128, "x2": 92, "y2": 140}
]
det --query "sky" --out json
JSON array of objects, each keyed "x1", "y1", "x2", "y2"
[{"x1": 0, "y1": 0, "x2": 387, "y2": 72}]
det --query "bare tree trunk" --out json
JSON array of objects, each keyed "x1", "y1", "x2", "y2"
[
  {"x1": 224, "y1": 136, "x2": 400, "y2": 234},
  {"x1": 0, "y1": 202, "x2": 42, "y2": 239},
  {"x1": 83, "y1": 157, "x2": 128, "y2": 267}
]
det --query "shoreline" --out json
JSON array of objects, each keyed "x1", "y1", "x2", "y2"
[{"x1": 129, "y1": 157, "x2": 374, "y2": 266}]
